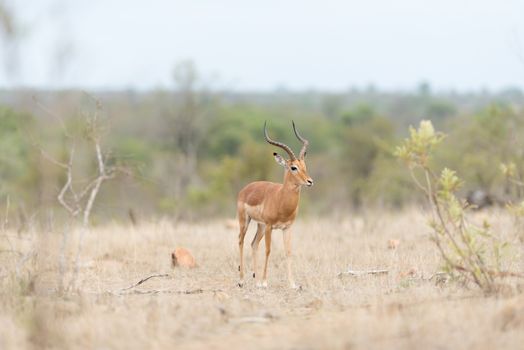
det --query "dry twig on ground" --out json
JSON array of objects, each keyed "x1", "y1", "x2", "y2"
[
  {"x1": 119, "y1": 273, "x2": 171, "y2": 291},
  {"x1": 338, "y1": 269, "x2": 389, "y2": 277}
]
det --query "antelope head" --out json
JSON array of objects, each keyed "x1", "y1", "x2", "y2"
[{"x1": 264, "y1": 121, "x2": 314, "y2": 187}]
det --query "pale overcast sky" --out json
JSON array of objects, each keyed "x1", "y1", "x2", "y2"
[{"x1": 1, "y1": 0, "x2": 524, "y2": 91}]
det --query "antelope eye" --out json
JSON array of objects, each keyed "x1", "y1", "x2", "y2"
[{"x1": 290, "y1": 166, "x2": 298, "y2": 171}]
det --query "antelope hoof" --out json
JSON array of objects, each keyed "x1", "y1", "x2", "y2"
[{"x1": 238, "y1": 280, "x2": 244, "y2": 288}]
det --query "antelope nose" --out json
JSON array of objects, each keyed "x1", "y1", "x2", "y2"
[{"x1": 306, "y1": 179, "x2": 314, "y2": 187}]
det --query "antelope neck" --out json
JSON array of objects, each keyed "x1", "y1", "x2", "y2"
[{"x1": 278, "y1": 171, "x2": 301, "y2": 208}]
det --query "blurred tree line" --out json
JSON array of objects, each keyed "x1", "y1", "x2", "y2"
[{"x1": 1, "y1": 75, "x2": 524, "y2": 225}]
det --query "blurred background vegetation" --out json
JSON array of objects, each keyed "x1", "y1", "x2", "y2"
[
  {"x1": 2, "y1": 71, "x2": 524, "y2": 226},
  {"x1": 2, "y1": 1, "x2": 524, "y2": 226}
]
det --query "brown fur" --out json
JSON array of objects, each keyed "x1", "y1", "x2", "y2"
[{"x1": 237, "y1": 156, "x2": 313, "y2": 288}]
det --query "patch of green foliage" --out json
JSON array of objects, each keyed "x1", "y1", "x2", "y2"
[{"x1": 0, "y1": 107, "x2": 38, "y2": 203}]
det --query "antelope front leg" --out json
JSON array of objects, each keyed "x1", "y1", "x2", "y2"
[
  {"x1": 238, "y1": 215, "x2": 250, "y2": 287},
  {"x1": 261, "y1": 225, "x2": 273, "y2": 287},
  {"x1": 251, "y1": 224, "x2": 265, "y2": 287},
  {"x1": 283, "y1": 228, "x2": 297, "y2": 289}
]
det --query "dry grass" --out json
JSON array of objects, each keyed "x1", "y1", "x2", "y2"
[{"x1": 1, "y1": 209, "x2": 523, "y2": 349}]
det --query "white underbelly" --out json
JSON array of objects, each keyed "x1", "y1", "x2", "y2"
[
  {"x1": 244, "y1": 203, "x2": 264, "y2": 220},
  {"x1": 244, "y1": 203, "x2": 292, "y2": 230},
  {"x1": 251, "y1": 220, "x2": 291, "y2": 230}
]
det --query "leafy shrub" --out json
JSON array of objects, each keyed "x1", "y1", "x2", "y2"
[{"x1": 396, "y1": 120, "x2": 517, "y2": 293}]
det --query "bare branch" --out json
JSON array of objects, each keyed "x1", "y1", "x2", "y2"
[
  {"x1": 82, "y1": 177, "x2": 103, "y2": 227},
  {"x1": 32, "y1": 96, "x2": 72, "y2": 138},
  {"x1": 38, "y1": 147, "x2": 68, "y2": 169},
  {"x1": 95, "y1": 142, "x2": 106, "y2": 176},
  {"x1": 119, "y1": 273, "x2": 171, "y2": 291},
  {"x1": 57, "y1": 145, "x2": 81, "y2": 217},
  {"x1": 76, "y1": 177, "x2": 100, "y2": 201},
  {"x1": 408, "y1": 168, "x2": 431, "y2": 198}
]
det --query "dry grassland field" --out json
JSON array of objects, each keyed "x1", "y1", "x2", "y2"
[{"x1": 1, "y1": 209, "x2": 524, "y2": 349}]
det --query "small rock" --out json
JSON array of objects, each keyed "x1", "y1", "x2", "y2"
[{"x1": 171, "y1": 247, "x2": 196, "y2": 268}]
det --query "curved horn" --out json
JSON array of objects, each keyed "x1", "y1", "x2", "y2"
[
  {"x1": 292, "y1": 120, "x2": 309, "y2": 159},
  {"x1": 264, "y1": 121, "x2": 296, "y2": 160}
]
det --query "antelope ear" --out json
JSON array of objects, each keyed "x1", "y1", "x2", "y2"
[{"x1": 273, "y1": 152, "x2": 286, "y2": 167}]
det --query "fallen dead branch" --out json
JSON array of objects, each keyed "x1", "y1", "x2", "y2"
[
  {"x1": 119, "y1": 273, "x2": 171, "y2": 291},
  {"x1": 106, "y1": 288, "x2": 224, "y2": 296},
  {"x1": 425, "y1": 272, "x2": 447, "y2": 280},
  {"x1": 487, "y1": 270, "x2": 524, "y2": 279},
  {"x1": 102, "y1": 273, "x2": 228, "y2": 295},
  {"x1": 337, "y1": 269, "x2": 389, "y2": 277}
]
